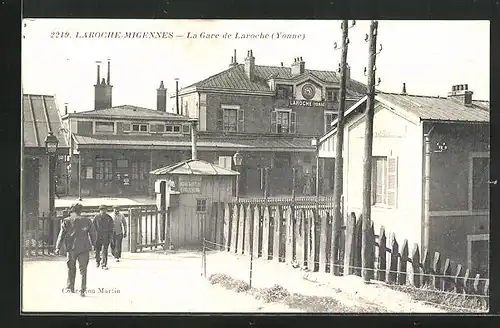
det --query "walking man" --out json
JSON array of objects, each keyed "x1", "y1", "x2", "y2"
[
  {"x1": 110, "y1": 206, "x2": 127, "y2": 262},
  {"x1": 93, "y1": 205, "x2": 114, "y2": 270},
  {"x1": 55, "y1": 203, "x2": 97, "y2": 297}
]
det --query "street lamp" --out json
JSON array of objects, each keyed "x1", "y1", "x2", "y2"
[
  {"x1": 45, "y1": 131, "x2": 59, "y2": 155},
  {"x1": 233, "y1": 151, "x2": 243, "y2": 201}
]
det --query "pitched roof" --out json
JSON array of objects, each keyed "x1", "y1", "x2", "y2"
[
  {"x1": 70, "y1": 105, "x2": 188, "y2": 120},
  {"x1": 377, "y1": 92, "x2": 490, "y2": 123},
  {"x1": 23, "y1": 94, "x2": 69, "y2": 149},
  {"x1": 150, "y1": 159, "x2": 239, "y2": 176},
  {"x1": 182, "y1": 64, "x2": 367, "y2": 97},
  {"x1": 72, "y1": 134, "x2": 315, "y2": 152}
]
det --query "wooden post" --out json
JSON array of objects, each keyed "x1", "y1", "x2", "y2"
[
  {"x1": 332, "y1": 19, "x2": 350, "y2": 277},
  {"x1": 237, "y1": 204, "x2": 245, "y2": 255},
  {"x1": 463, "y1": 269, "x2": 471, "y2": 294},
  {"x1": 244, "y1": 204, "x2": 253, "y2": 255},
  {"x1": 295, "y1": 209, "x2": 305, "y2": 267},
  {"x1": 223, "y1": 203, "x2": 231, "y2": 251},
  {"x1": 285, "y1": 206, "x2": 294, "y2": 265},
  {"x1": 397, "y1": 239, "x2": 409, "y2": 285},
  {"x1": 230, "y1": 204, "x2": 238, "y2": 253},
  {"x1": 129, "y1": 208, "x2": 139, "y2": 253},
  {"x1": 432, "y1": 251, "x2": 441, "y2": 289},
  {"x1": 319, "y1": 205, "x2": 328, "y2": 272},
  {"x1": 454, "y1": 264, "x2": 464, "y2": 293},
  {"x1": 353, "y1": 215, "x2": 363, "y2": 276},
  {"x1": 252, "y1": 205, "x2": 260, "y2": 258},
  {"x1": 361, "y1": 20, "x2": 379, "y2": 283},
  {"x1": 262, "y1": 205, "x2": 271, "y2": 260},
  {"x1": 441, "y1": 258, "x2": 452, "y2": 291},
  {"x1": 273, "y1": 206, "x2": 282, "y2": 262},
  {"x1": 421, "y1": 249, "x2": 431, "y2": 286},
  {"x1": 343, "y1": 212, "x2": 356, "y2": 276},
  {"x1": 473, "y1": 274, "x2": 482, "y2": 295},
  {"x1": 411, "y1": 244, "x2": 421, "y2": 288},
  {"x1": 387, "y1": 233, "x2": 398, "y2": 284},
  {"x1": 376, "y1": 226, "x2": 387, "y2": 282}
]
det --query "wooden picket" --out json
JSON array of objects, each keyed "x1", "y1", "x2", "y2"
[{"x1": 216, "y1": 202, "x2": 489, "y2": 297}]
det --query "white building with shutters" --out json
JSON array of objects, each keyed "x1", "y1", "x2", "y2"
[{"x1": 317, "y1": 85, "x2": 490, "y2": 276}]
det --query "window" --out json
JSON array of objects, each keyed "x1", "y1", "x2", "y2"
[
  {"x1": 95, "y1": 121, "x2": 115, "y2": 133},
  {"x1": 218, "y1": 156, "x2": 232, "y2": 169},
  {"x1": 471, "y1": 156, "x2": 489, "y2": 210},
  {"x1": 182, "y1": 124, "x2": 191, "y2": 134},
  {"x1": 151, "y1": 124, "x2": 165, "y2": 133},
  {"x1": 326, "y1": 88, "x2": 338, "y2": 102},
  {"x1": 84, "y1": 167, "x2": 93, "y2": 179},
  {"x1": 371, "y1": 156, "x2": 398, "y2": 207},
  {"x1": 217, "y1": 105, "x2": 244, "y2": 132},
  {"x1": 324, "y1": 111, "x2": 336, "y2": 133},
  {"x1": 276, "y1": 85, "x2": 293, "y2": 99},
  {"x1": 196, "y1": 199, "x2": 207, "y2": 212},
  {"x1": 131, "y1": 123, "x2": 148, "y2": 132},
  {"x1": 173, "y1": 125, "x2": 181, "y2": 133},
  {"x1": 131, "y1": 161, "x2": 148, "y2": 180},
  {"x1": 271, "y1": 110, "x2": 296, "y2": 134},
  {"x1": 116, "y1": 159, "x2": 128, "y2": 168}
]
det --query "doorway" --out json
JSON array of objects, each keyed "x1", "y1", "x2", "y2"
[
  {"x1": 95, "y1": 159, "x2": 114, "y2": 194},
  {"x1": 468, "y1": 234, "x2": 489, "y2": 277}
]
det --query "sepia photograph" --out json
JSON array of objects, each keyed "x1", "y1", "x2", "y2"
[{"x1": 21, "y1": 19, "x2": 490, "y2": 313}]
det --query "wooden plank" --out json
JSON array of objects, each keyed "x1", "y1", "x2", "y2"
[
  {"x1": 285, "y1": 206, "x2": 294, "y2": 265},
  {"x1": 397, "y1": 239, "x2": 409, "y2": 285},
  {"x1": 237, "y1": 204, "x2": 245, "y2": 254},
  {"x1": 318, "y1": 207, "x2": 328, "y2": 273},
  {"x1": 411, "y1": 243, "x2": 421, "y2": 288},
  {"x1": 387, "y1": 233, "x2": 399, "y2": 284},
  {"x1": 432, "y1": 252, "x2": 441, "y2": 290},
  {"x1": 454, "y1": 264, "x2": 464, "y2": 293},
  {"x1": 325, "y1": 212, "x2": 333, "y2": 273},
  {"x1": 421, "y1": 249, "x2": 431, "y2": 287},
  {"x1": 353, "y1": 215, "x2": 363, "y2": 277},
  {"x1": 252, "y1": 205, "x2": 260, "y2": 258},
  {"x1": 484, "y1": 279, "x2": 489, "y2": 296},
  {"x1": 343, "y1": 212, "x2": 356, "y2": 276},
  {"x1": 230, "y1": 204, "x2": 238, "y2": 253},
  {"x1": 295, "y1": 209, "x2": 305, "y2": 267},
  {"x1": 261, "y1": 205, "x2": 271, "y2": 260},
  {"x1": 223, "y1": 203, "x2": 231, "y2": 251},
  {"x1": 473, "y1": 274, "x2": 482, "y2": 295},
  {"x1": 273, "y1": 206, "x2": 282, "y2": 262},
  {"x1": 244, "y1": 204, "x2": 253, "y2": 255},
  {"x1": 441, "y1": 258, "x2": 452, "y2": 291},
  {"x1": 366, "y1": 221, "x2": 375, "y2": 280},
  {"x1": 463, "y1": 269, "x2": 472, "y2": 294}
]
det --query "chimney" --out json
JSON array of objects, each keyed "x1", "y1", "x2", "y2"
[
  {"x1": 156, "y1": 80, "x2": 167, "y2": 111},
  {"x1": 402, "y1": 83, "x2": 407, "y2": 95},
  {"x1": 64, "y1": 103, "x2": 68, "y2": 115},
  {"x1": 291, "y1": 57, "x2": 305, "y2": 76},
  {"x1": 244, "y1": 50, "x2": 255, "y2": 81},
  {"x1": 175, "y1": 78, "x2": 180, "y2": 115},
  {"x1": 190, "y1": 119, "x2": 198, "y2": 160},
  {"x1": 448, "y1": 84, "x2": 473, "y2": 106},
  {"x1": 107, "y1": 59, "x2": 111, "y2": 85},
  {"x1": 96, "y1": 63, "x2": 101, "y2": 84}
]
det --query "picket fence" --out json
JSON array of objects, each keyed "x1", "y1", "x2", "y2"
[{"x1": 213, "y1": 202, "x2": 489, "y2": 297}]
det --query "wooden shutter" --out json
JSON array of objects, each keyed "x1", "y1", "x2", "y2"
[
  {"x1": 290, "y1": 112, "x2": 296, "y2": 134},
  {"x1": 237, "y1": 109, "x2": 245, "y2": 132},
  {"x1": 217, "y1": 107, "x2": 224, "y2": 131},
  {"x1": 387, "y1": 156, "x2": 398, "y2": 208},
  {"x1": 270, "y1": 111, "x2": 277, "y2": 133}
]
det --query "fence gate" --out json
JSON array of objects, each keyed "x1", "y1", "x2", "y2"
[{"x1": 129, "y1": 208, "x2": 167, "y2": 252}]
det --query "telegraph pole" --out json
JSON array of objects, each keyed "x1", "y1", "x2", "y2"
[
  {"x1": 362, "y1": 20, "x2": 379, "y2": 282},
  {"x1": 331, "y1": 20, "x2": 351, "y2": 276}
]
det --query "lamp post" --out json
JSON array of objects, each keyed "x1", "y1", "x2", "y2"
[
  {"x1": 311, "y1": 137, "x2": 320, "y2": 203},
  {"x1": 44, "y1": 131, "x2": 59, "y2": 250},
  {"x1": 233, "y1": 151, "x2": 243, "y2": 202}
]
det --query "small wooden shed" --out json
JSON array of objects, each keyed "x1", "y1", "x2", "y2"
[{"x1": 150, "y1": 159, "x2": 239, "y2": 248}]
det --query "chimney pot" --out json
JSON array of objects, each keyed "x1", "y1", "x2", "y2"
[
  {"x1": 234, "y1": 49, "x2": 237, "y2": 62},
  {"x1": 402, "y1": 83, "x2": 407, "y2": 94},
  {"x1": 281, "y1": 62, "x2": 283, "y2": 66},
  {"x1": 464, "y1": 84, "x2": 468, "y2": 90},
  {"x1": 300, "y1": 56, "x2": 303, "y2": 61}
]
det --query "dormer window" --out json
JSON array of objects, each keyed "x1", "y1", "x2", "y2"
[
  {"x1": 276, "y1": 85, "x2": 293, "y2": 100},
  {"x1": 131, "y1": 123, "x2": 148, "y2": 132}
]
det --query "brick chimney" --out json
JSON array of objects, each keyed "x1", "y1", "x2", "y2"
[
  {"x1": 94, "y1": 60, "x2": 113, "y2": 110},
  {"x1": 448, "y1": 84, "x2": 473, "y2": 106},
  {"x1": 156, "y1": 80, "x2": 167, "y2": 111},
  {"x1": 244, "y1": 50, "x2": 255, "y2": 81},
  {"x1": 229, "y1": 49, "x2": 238, "y2": 68},
  {"x1": 291, "y1": 57, "x2": 305, "y2": 76}
]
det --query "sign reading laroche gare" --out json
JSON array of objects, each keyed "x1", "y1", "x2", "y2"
[
  {"x1": 289, "y1": 99, "x2": 325, "y2": 107},
  {"x1": 179, "y1": 176, "x2": 202, "y2": 193}
]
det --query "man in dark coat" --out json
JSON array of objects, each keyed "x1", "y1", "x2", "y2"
[
  {"x1": 55, "y1": 203, "x2": 97, "y2": 297},
  {"x1": 110, "y1": 206, "x2": 127, "y2": 262},
  {"x1": 93, "y1": 205, "x2": 114, "y2": 270}
]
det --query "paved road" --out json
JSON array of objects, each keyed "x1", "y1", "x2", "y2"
[{"x1": 22, "y1": 251, "x2": 296, "y2": 313}]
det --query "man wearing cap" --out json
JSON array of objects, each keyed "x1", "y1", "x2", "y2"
[
  {"x1": 55, "y1": 203, "x2": 97, "y2": 297},
  {"x1": 110, "y1": 206, "x2": 127, "y2": 262},
  {"x1": 93, "y1": 205, "x2": 114, "y2": 270}
]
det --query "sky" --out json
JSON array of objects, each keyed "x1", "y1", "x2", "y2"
[{"x1": 22, "y1": 19, "x2": 490, "y2": 114}]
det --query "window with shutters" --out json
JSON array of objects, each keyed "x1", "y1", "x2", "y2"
[
  {"x1": 271, "y1": 110, "x2": 296, "y2": 134},
  {"x1": 471, "y1": 155, "x2": 489, "y2": 211},
  {"x1": 371, "y1": 156, "x2": 398, "y2": 208},
  {"x1": 324, "y1": 111, "x2": 336, "y2": 133},
  {"x1": 218, "y1": 156, "x2": 232, "y2": 169},
  {"x1": 218, "y1": 105, "x2": 244, "y2": 132}
]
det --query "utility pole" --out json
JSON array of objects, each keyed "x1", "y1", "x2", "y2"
[
  {"x1": 361, "y1": 20, "x2": 379, "y2": 282},
  {"x1": 331, "y1": 19, "x2": 351, "y2": 276}
]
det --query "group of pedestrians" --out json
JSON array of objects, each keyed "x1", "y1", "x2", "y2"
[{"x1": 55, "y1": 203, "x2": 127, "y2": 297}]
